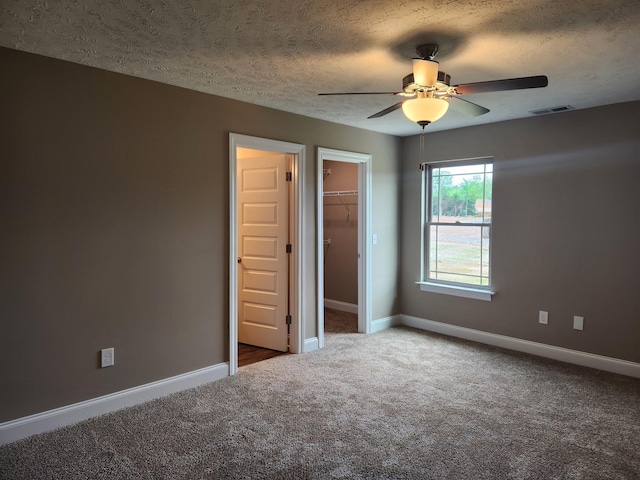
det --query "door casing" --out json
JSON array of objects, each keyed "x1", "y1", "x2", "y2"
[{"x1": 229, "y1": 134, "x2": 306, "y2": 375}]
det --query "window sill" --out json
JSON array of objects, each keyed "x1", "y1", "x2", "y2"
[{"x1": 416, "y1": 282, "x2": 494, "y2": 302}]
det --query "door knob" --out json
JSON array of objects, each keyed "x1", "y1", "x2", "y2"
[{"x1": 237, "y1": 257, "x2": 242, "y2": 264}]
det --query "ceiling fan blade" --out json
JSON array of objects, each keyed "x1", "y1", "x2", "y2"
[
  {"x1": 367, "y1": 101, "x2": 405, "y2": 119},
  {"x1": 447, "y1": 96, "x2": 490, "y2": 117},
  {"x1": 454, "y1": 75, "x2": 548, "y2": 95},
  {"x1": 318, "y1": 91, "x2": 402, "y2": 96}
]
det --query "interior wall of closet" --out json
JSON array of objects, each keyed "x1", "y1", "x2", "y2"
[{"x1": 323, "y1": 160, "x2": 359, "y2": 308}]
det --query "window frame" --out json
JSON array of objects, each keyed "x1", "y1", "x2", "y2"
[{"x1": 418, "y1": 157, "x2": 495, "y2": 301}]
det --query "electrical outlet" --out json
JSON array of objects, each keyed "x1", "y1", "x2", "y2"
[
  {"x1": 573, "y1": 316, "x2": 584, "y2": 331},
  {"x1": 539, "y1": 311, "x2": 549, "y2": 325},
  {"x1": 101, "y1": 348, "x2": 114, "y2": 368}
]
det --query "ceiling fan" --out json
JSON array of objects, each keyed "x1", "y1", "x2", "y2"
[{"x1": 319, "y1": 44, "x2": 548, "y2": 128}]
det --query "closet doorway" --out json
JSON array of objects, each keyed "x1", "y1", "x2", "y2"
[{"x1": 316, "y1": 148, "x2": 372, "y2": 348}]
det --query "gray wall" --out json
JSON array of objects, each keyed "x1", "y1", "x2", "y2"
[
  {"x1": 0, "y1": 46, "x2": 402, "y2": 422},
  {"x1": 323, "y1": 160, "x2": 359, "y2": 305},
  {"x1": 400, "y1": 101, "x2": 640, "y2": 363},
  {"x1": 5, "y1": 43, "x2": 637, "y2": 424}
]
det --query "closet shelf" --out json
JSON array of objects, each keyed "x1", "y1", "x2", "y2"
[
  {"x1": 323, "y1": 190, "x2": 358, "y2": 219},
  {"x1": 323, "y1": 190, "x2": 358, "y2": 197}
]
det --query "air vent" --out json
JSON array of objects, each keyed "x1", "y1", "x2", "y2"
[{"x1": 530, "y1": 105, "x2": 574, "y2": 115}]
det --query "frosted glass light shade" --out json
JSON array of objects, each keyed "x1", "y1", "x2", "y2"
[
  {"x1": 412, "y1": 59, "x2": 438, "y2": 87},
  {"x1": 402, "y1": 97, "x2": 449, "y2": 125}
]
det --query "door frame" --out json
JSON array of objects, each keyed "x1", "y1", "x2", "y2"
[
  {"x1": 229, "y1": 133, "x2": 306, "y2": 375},
  {"x1": 317, "y1": 147, "x2": 372, "y2": 348}
]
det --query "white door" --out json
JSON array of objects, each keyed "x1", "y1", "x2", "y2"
[{"x1": 237, "y1": 150, "x2": 289, "y2": 352}]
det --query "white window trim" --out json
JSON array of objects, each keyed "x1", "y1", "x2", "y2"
[
  {"x1": 417, "y1": 281, "x2": 494, "y2": 301},
  {"x1": 419, "y1": 156, "x2": 494, "y2": 301}
]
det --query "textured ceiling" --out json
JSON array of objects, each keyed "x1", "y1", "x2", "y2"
[{"x1": 2, "y1": 0, "x2": 640, "y2": 136}]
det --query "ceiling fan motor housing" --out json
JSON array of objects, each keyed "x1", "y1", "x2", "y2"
[{"x1": 403, "y1": 71, "x2": 451, "y2": 94}]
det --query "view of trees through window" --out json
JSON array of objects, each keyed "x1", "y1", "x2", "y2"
[{"x1": 427, "y1": 162, "x2": 492, "y2": 286}]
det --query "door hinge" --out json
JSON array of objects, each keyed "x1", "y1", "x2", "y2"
[
  {"x1": 286, "y1": 243, "x2": 292, "y2": 253},
  {"x1": 286, "y1": 315, "x2": 292, "y2": 325},
  {"x1": 286, "y1": 172, "x2": 292, "y2": 181}
]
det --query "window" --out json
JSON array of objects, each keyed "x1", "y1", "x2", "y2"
[{"x1": 422, "y1": 158, "x2": 493, "y2": 295}]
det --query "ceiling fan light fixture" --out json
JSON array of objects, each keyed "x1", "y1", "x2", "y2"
[
  {"x1": 402, "y1": 97, "x2": 449, "y2": 125},
  {"x1": 412, "y1": 59, "x2": 439, "y2": 87}
]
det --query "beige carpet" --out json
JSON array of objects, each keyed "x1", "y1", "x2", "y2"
[{"x1": 1, "y1": 316, "x2": 639, "y2": 479}]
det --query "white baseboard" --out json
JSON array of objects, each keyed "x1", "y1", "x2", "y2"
[
  {"x1": 0, "y1": 363, "x2": 229, "y2": 446},
  {"x1": 4, "y1": 317, "x2": 637, "y2": 446},
  {"x1": 304, "y1": 336, "x2": 319, "y2": 353},
  {"x1": 370, "y1": 315, "x2": 401, "y2": 333},
  {"x1": 398, "y1": 314, "x2": 640, "y2": 379},
  {"x1": 324, "y1": 299, "x2": 358, "y2": 314}
]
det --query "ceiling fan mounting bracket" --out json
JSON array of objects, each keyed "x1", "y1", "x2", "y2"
[{"x1": 415, "y1": 43, "x2": 439, "y2": 60}]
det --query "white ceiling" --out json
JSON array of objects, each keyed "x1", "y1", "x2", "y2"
[{"x1": 2, "y1": 0, "x2": 640, "y2": 137}]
